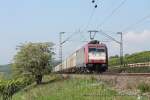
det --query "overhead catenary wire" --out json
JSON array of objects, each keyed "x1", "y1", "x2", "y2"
[
  {"x1": 77, "y1": 0, "x2": 103, "y2": 41},
  {"x1": 60, "y1": 31, "x2": 81, "y2": 45},
  {"x1": 83, "y1": 8, "x2": 96, "y2": 32},
  {"x1": 97, "y1": 0, "x2": 127, "y2": 29},
  {"x1": 98, "y1": 14, "x2": 150, "y2": 41},
  {"x1": 98, "y1": 30, "x2": 120, "y2": 44},
  {"x1": 60, "y1": 29, "x2": 89, "y2": 46},
  {"x1": 81, "y1": 0, "x2": 100, "y2": 33},
  {"x1": 59, "y1": 0, "x2": 107, "y2": 46},
  {"x1": 122, "y1": 13, "x2": 150, "y2": 32},
  {"x1": 62, "y1": 0, "x2": 100, "y2": 43}
]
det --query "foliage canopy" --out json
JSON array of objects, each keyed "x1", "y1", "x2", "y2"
[{"x1": 13, "y1": 42, "x2": 54, "y2": 84}]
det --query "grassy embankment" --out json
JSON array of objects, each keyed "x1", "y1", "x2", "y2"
[
  {"x1": 108, "y1": 51, "x2": 150, "y2": 73},
  {"x1": 13, "y1": 75, "x2": 148, "y2": 100},
  {"x1": 109, "y1": 51, "x2": 150, "y2": 66}
]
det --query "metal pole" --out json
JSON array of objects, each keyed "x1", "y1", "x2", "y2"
[
  {"x1": 99, "y1": 30, "x2": 124, "y2": 66},
  {"x1": 59, "y1": 32, "x2": 65, "y2": 71},
  {"x1": 117, "y1": 32, "x2": 123, "y2": 65},
  {"x1": 120, "y1": 32, "x2": 123, "y2": 65}
]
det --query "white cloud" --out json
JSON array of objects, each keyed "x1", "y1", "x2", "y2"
[
  {"x1": 106, "y1": 30, "x2": 150, "y2": 56},
  {"x1": 124, "y1": 30, "x2": 150, "y2": 45},
  {"x1": 123, "y1": 30, "x2": 150, "y2": 54}
]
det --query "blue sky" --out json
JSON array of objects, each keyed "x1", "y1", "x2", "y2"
[{"x1": 0, "y1": 0, "x2": 150, "y2": 64}]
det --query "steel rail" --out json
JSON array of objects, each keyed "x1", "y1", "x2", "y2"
[{"x1": 60, "y1": 73, "x2": 150, "y2": 77}]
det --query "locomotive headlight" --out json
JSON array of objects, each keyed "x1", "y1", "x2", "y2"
[
  {"x1": 102, "y1": 64, "x2": 106, "y2": 67},
  {"x1": 88, "y1": 64, "x2": 93, "y2": 67}
]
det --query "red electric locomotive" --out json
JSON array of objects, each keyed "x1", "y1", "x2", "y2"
[
  {"x1": 76, "y1": 40, "x2": 108, "y2": 73},
  {"x1": 53, "y1": 40, "x2": 108, "y2": 73}
]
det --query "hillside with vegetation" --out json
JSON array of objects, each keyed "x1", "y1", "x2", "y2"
[
  {"x1": 109, "y1": 51, "x2": 150, "y2": 66},
  {"x1": 0, "y1": 64, "x2": 11, "y2": 73},
  {"x1": 0, "y1": 64, "x2": 12, "y2": 78}
]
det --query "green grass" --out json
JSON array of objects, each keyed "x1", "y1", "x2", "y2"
[
  {"x1": 138, "y1": 82, "x2": 150, "y2": 93},
  {"x1": 109, "y1": 51, "x2": 150, "y2": 66},
  {"x1": 12, "y1": 75, "x2": 148, "y2": 100}
]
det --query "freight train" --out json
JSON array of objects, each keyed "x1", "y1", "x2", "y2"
[{"x1": 53, "y1": 40, "x2": 108, "y2": 73}]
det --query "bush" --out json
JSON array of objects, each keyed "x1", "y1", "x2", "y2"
[
  {"x1": 0, "y1": 77, "x2": 33, "y2": 100},
  {"x1": 138, "y1": 82, "x2": 150, "y2": 93}
]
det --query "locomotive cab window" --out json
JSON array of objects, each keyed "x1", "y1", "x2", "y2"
[
  {"x1": 89, "y1": 48, "x2": 96, "y2": 53},
  {"x1": 97, "y1": 49, "x2": 105, "y2": 52},
  {"x1": 88, "y1": 48, "x2": 105, "y2": 53}
]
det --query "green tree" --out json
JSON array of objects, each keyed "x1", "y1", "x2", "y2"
[{"x1": 13, "y1": 42, "x2": 54, "y2": 84}]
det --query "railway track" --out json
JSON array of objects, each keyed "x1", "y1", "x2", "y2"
[
  {"x1": 61, "y1": 73, "x2": 150, "y2": 77},
  {"x1": 102, "y1": 72, "x2": 150, "y2": 76}
]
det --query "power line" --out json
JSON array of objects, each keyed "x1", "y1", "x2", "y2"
[
  {"x1": 97, "y1": 0, "x2": 127, "y2": 29},
  {"x1": 81, "y1": 0, "x2": 100, "y2": 32},
  {"x1": 57, "y1": 0, "x2": 101, "y2": 48},
  {"x1": 77, "y1": 0, "x2": 103, "y2": 41},
  {"x1": 57, "y1": 1, "x2": 97, "y2": 46},
  {"x1": 60, "y1": 30, "x2": 88, "y2": 46},
  {"x1": 64, "y1": 0, "x2": 103, "y2": 42},
  {"x1": 60, "y1": 31, "x2": 80, "y2": 45},
  {"x1": 64, "y1": 0, "x2": 100, "y2": 43},
  {"x1": 61, "y1": 1, "x2": 99, "y2": 43},
  {"x1": 83, "y1": 8, "x2": 96, "y2": 31},
  {"x1": 122, "y1": 14, "x2": 150, "y2": 32},
  {"x1": 98, "y1": 30, "x2": 120, "y2": 44}
]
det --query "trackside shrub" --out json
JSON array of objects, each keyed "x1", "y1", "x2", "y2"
[
  {"x1": 0, "y1": 77, "x2": 32, "y2": 100},
  {"x1": 138, "y1": 82, "x2": 150, "y2": 93}
]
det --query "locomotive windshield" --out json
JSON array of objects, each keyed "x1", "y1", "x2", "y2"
[
  {"x1": 89, "y1": 48, "x2": 105, "y2": 53},
  {"x1": 88, "y1": 48, "x2": 106, "y2": 60}
]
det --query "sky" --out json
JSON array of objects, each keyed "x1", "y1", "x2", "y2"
[{"x1": 0, "y1": 0, "x2": 150, "y2": 64}]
